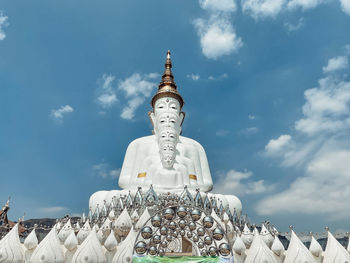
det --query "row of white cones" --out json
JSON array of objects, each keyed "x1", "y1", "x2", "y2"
[{"x1": 0, "y1": 207, "x2": 349, "y2": 262}]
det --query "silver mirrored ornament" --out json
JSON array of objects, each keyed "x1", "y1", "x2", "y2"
[
  {"x1": 160, "y1": 226, "x2": 168, "y2": 235},
  {"x1": 135, "y1": 241, "x2": 147, "y2": 255},
  {"x1": 189, "y1": 222, "x2": 196, "y2": 231},
  {"x1": 151, "y1": 215, "x2": 162, "y2": 227},
  {"x1": 204, "y1": 236, "x2": 212, "y2": 245},
  {"x1": 177, "y1": 206, "x2": 187, "y2": 218},
  {"x1": 219, "y1": 243, "x2": 230, "y2": 256},
  {"x1": 141, "y1": 226, "x2": 153, "y2": 239},
  {"x1": 203, "y1": 216, "x2": 214, "y2": 228},
  {"x1": 191, "y1": 209, "x2": 201, "y2": 221},
  {"x1": 149, "y1": 246, "x2": 157, "y2": 256},
  {"x1": 153, "y1": 235, "x2": 161, "y2": 244},
  {"x1": 164, "y1": 208, "x2": 175, "y2": 220},
  {"x1": 209, "y1": 246, "x2": 217, "y2": 256},
  {"x1": 212, "y1": 227, "x2": 224, "y2": 241},
  {"x1": 197, "y1": 227, "x2": 205, "y2": 236}
]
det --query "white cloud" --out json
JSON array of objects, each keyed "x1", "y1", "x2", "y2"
[
  {"x1": 195, "y1": 0, "x2": 242, "y2": 60},
  {"x1": 242, "y1": 0, "x2": 324, "y2": 18},
  {"x1": 120, "y1": 96, "x2": 145, "y2": 120},
  {"x1": 240, "y1": 126, "x2": 259, "y2": 135},
  {"x1": 248, "y1": 114, "x2": 256, "y2": 120},
  {"x1": 340, "y1": 0, "x2": 350, "y2": 15},
  {"x1": 208, "y1": 73, "x2": 229, "y2": 80},
  {"x1": 284, "y1": 17, "x2": 305, "y2": 32},
  {"x1": 216, "y1": 130, "x2": 229, "y2": 136},
  {"x1": 118, "y1": 73, "x2": 158, "y2": 120},
  {"x1": 93, "y1": 163, "x2": 121, "y2": 179},
  {"x1": 109, "y1": 169, "x2": 121, "y2": 179},
  {"x1": 265, "y1": 134, "x2": 292, "y2": 156},
  {"x1": 187, "y1": 74, "x2": 200, "y2": 81},
  {"x1": 322, "y1": 56, "x2": 348, "y2": 73},
  {"x1": 287, "y1": 0, "x2": 323, "y2": 10},
  {"x1": 194, "y1": 16, "x2": 243, "y2": 59},
  {"x1": 199, "y1": 0, "x2": 237, "y2": 12},
  {"x1": 259, "y1": 47, "x2": 350, "y2": 219},
  {"x1": 257, "y1": 146, "x2": 350, "y2": 220},
  {"x1": 0, "y1": 13, "x2": 8, "y2": 40},
  {"x1": 242, "y1": 0, "x2": 286, "y2": 19},
  {"x1": 50, "y1": 105, "x2": 74, "y2": 122},
  {"x1": 38, "y1": 206, "x2": 67, "y2": 215},
  {"x1": 97, "y1": 74, "x2": 117, "y2": 109},
  {"x1": 295, "y1": 77, "x2": 350, "y2": 135},
  {"x1": 214, "y1": 169, "x2": 275, "y2": 196}
]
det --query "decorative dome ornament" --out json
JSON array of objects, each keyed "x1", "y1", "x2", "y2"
[
  {"x1": 77, "y1": 220, "x2": 91, "y2": 245},
  {"x1": 29, "y1": 224, "x2": 65, "y2": 263},
  {"x1": 323, "y1": 230, "x2": 350, "y2": 262},
  {"x1": 203, "y1": 216, "x2": 214, "y2": 228},
  {"x1": 132, "y1": 205, "x2": 232, "y2": 258},
  {"x1": 104, "y1": 231, "x2": 118, "y2": 252},
  {"x1": 149, "y1": 246, "x2": 157, "y2": 256},
  {"x1": 168, "y1": 221, "x2": 177, "y2": 230},
  {"x1": 0, "y1": 224, "x2": 25, "y2": 263},
  {"x1": 113, "y1": 208, "x2": 132, "y2": 237},
  {"x1": 140, "y1": 226, "x2": 153, "y2": 239},
  {"x1": 24, "y1": 228, "x2": 38, "y2": 250},
  {"x1": 204, "y1": 236, "x2": 212, "y2": 245},
  {"x1": 160, "y1": 226, "x2": 168, "y2": 235},
  {"x1": 164, "y1": 208, "x2": 175, "y2": 220},
  {"x1": 191, "y1": 209, "x2": 201, "y2": 221},
  {"x1": 153, "y1": 235, "x2": 161, "y2": 244},
  {"x1": 134, "y1": 241, "x2": 147, "y2": 255},
  {"x1": 176, "y1": 206, "x2": 187, "y2": 218},
  {"x1": 64, "y1": 231, "x2": 78, "y2": 251},
  {"x1": 284, "y1": 230, "x2": 315, "y2": 262},
  {"x1": 189, "y1": 221, "x2": 197, "y2": 231},
  {"x1": 208, "y1": 246, "x2": 217, "y2": 256},
  {"x1": 212, "y1": 227, "x2": 225, "y2": 241},
  {"x1": 151, "y1": 215, "x2": 162, "y2": 227},
  {"x1": 58, "y1": 219, "x2": 74, "y2": 243}
]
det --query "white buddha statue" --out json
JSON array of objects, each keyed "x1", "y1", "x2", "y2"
[
  {"x1": 118, "y1": 51, "x2": 213, "y2": 192},
  {"x1": 89, "y1": 51, "x2": 241, "y2": 216}
]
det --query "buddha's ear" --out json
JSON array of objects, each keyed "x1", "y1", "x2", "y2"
[
  {"x1": 179, "y1": 112, "x2": 185, "y2": 135},
  {"x1": 180, "y1": 112, "x2": 185, "y2": 126},
  {"x1": 148, "y1": 111, "x2": 155, "y2": 133}
]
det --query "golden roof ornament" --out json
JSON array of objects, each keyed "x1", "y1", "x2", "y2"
[{"x1": 151, "y1": 50, "x2": 184, "y2": 109}]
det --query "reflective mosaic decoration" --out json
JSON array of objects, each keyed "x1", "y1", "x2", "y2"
[
  {"x1": 88, "y1": 186, "x2": 247, "y2": 229},
  {"x1": 133, "y1": 205, "x2": 232, "y2": 258},
  {"x1": 132, "y1": 256, "x2": 229, "y2": 262}
]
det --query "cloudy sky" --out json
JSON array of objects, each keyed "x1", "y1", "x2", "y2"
[{"x1": 1, "y1": 0, "x2": 350, "y2": 232}]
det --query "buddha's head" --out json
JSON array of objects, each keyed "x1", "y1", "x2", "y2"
[{"x1": 149, "y1": 51, "x2": 185, "y2": 169}]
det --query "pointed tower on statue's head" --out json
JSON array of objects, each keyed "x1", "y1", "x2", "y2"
[{"x1": 151, "y1": 50, "x2": 184, "y2": 109}]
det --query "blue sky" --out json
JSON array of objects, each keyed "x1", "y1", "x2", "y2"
[{"x1": 1, "y1": 0, "x2": 350, "y2": 232}]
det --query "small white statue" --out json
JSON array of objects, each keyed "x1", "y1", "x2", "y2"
[{"x1": 118, "y1": 51, "x2": 213, "y2": 192}]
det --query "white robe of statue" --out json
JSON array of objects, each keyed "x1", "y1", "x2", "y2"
[{"x1": 118, "y1": 97, "x2": 213, "y2": 193}]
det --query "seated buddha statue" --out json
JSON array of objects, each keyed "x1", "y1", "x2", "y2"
[{"x1": 118, "y1": 51, "x2": 213, "y2": 193}]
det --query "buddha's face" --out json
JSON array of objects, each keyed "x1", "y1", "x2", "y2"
[
  {"x1": 159, "y1": 128, "x2": 177, "y2": 144},
  {"x1": 150, "y1": 97, "x2": 184, "y2": 136},
  {"x1": 159, "y1": 142, "x2": 176, "y2": 169},
  {"x1": 150, "y1": 97, "x2": 185, "y2": 169}
]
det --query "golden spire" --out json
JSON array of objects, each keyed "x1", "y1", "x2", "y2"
[
  {"x1": 159, "y1": 50, "x2": 176, "y2": 89},
  {"x1": 151, "y1": 50, "x2": 184, "y2": 109}
]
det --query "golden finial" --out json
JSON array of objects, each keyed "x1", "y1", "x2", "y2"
[
  {"x1": 159, "y1": 50, "x2": 176, "y2": 89},
  {"x1": 151, "y1": 50, "x2": 184, "y2": 109}
]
